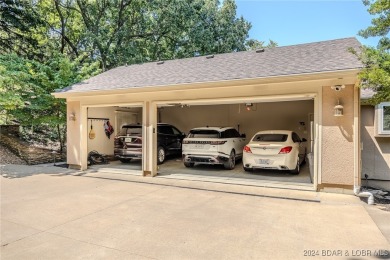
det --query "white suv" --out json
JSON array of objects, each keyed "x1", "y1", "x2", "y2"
[{"x1": 182, "y1": 127, "x2": 246, "y2": 169}]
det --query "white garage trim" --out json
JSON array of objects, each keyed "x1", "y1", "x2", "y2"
[
  {"x1": 155, "y1": 93, "x2": 316, "y2": 107},
  {"x1": 80, "y1": 102, "x2": 144, "y2": 172},
  {"x1": 314, "y1": 90, "x2": 322, "y2": 190}
]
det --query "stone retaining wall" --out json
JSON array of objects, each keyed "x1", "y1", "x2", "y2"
[
  {"x1": 0, "y1": 125, "x2": 20, "y2": 135},
  {"x1": 0, "y1": 133, "x2": 65, "y2": 165}
]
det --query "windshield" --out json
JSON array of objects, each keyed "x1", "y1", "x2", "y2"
[
  {"x1": 120, "y1": 125, "x2": 142, "y2": 136},
  {"x1": 252, "y1": 134, "x2": 288, "y2": 142},
  {"x1": 188, "y1": 130, "x2": 220, "y2": 138}
]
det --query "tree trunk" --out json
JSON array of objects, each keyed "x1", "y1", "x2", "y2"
[{"x1": 57, "y1": 123, "x2": 64, "y2": 152}]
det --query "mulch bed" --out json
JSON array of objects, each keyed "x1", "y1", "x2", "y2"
[
  {"x1": 0, "y1": 144, "x2": 27, "y2": 165},
  {"x1": 361, "y1": 186, "x2": 390, "y2": 212}
]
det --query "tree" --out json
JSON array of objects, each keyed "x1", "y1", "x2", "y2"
[
  {"x1": 357, "y1": 0, "x2": 390, "y2": 104},
  {"x1": 0, "y1": 0, "x2": 267, "y2": 150},
  {"x1": 0, "y1": 53, "x2": 100, "y2": 151},
  {"x1": 246, "y1": 39, "x2": 278, "y2": 50},
  {"x1": 359, "y1": 0, "x2": 390, "y2": 49},
  {"x1": 0, "y1": 0, "x2": 44, "y2": 58},
  {"x1": 356, "y1": 46, "x2": 390, "y2": 104},
  {"x1": 3, "y1": 0, "x2": 254, "y2": 70}
]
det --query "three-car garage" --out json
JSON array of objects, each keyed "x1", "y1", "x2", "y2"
[
  {"x1": 56, "y1": 38, "x2": 362, "y2": 193},
  {"x1": 81, "y1": 94, "x2": 316, "y2": 189}
]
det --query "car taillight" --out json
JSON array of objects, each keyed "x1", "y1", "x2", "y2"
[
  {"x1": 279, "y1": 146, "x2": 292, "y2": 154},
  {"x1": 243, "y1": 145, "x2": 252, "y2": 153},
  {"x1": 210, "y1": 141, "x2": 227, "y2": 145},
  {"x1": 114, "y1": 137, "x2": 123, "y2": 146},
  {"x1": 132, "y1": 138, "x2": 142, "y2": 144}
]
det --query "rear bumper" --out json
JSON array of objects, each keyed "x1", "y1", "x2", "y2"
[
  {"x1": 114, "y1": 149, "x2": 142, "y2": 159},
  {"x1": 242, "y1": 153, "x2": 295, "y2": 170}
]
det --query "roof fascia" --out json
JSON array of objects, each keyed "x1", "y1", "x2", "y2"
[{"x1": 52, "y1": 69, "x2": 360, "y2": 99}]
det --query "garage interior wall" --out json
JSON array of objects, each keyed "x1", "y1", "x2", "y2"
[
  {"x1": 160, "y1": 100, "x2": 314, "y2": 152},
  {"x1": 87, "y1": 107, "x2": 142, "y2": 156},
  {"x1": 321, "y1": 85, "x2": 355, "y2": 186},
  {"x1": 361, "y1": 105, "x2": 390, "y2": 190}
]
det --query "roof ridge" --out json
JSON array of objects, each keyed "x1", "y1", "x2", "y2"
[
  {"x1": 114, "y1": 37, "x2": 360, "y2": 69},
  {"x1": 55, "y1": 37, "x2": 362, "y2": 94},
  {"x1": 272, "y1": 37, "x2": 358, "y2": 49}
]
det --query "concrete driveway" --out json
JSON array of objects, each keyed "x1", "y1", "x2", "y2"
[{"x1": 1, "y1": 164, "x2": 389, "y2": 260}]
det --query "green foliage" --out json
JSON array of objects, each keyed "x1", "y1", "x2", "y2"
[
  {"x1": 0, "y1": 53, "x2": 100, "y2": 149},
  {"x1": 0, "y1": 53, "x2": 99, "y2": 124},
  {"x1": 0, "y1": 0, "x2": 44, "y2": 58},
  {"x1": 246, "y1": 39, "x2": 278, "y2": 50},
  {"x1": 1, "y1": 0, "x2": 268, "y2": 70},
  {"x1": 359, "y1": 0, "x2": 390, "y2": 48},
  {"x1": 1, "y1": 0, "x2": 256, "y2": 70},
  {"x1": 0, "y1": 0, "x2": 268, "y2": 149},
  {"x1": 65, "y1": 0, "x2": 254, "y2": 70},
  {"x1": 357, "y1": 46, "x2": 390, "y2": 104},
  {"x1": 358, "y1": 0, "x2": 390, "y2": 104}
]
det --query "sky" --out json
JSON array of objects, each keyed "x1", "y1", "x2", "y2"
[{"x1": 235, "y1": 0, "x2": 381, "y2": 47}]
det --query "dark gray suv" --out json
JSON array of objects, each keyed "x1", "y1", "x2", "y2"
[{"x1": 114, "y1": 123, "x2": 185, "y2": 164}]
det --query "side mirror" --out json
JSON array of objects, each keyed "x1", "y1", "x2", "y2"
[
  {"x1": 241, "y1": 133, "x2": 246, "y2": 138},
  {"x1": 181, "y1": 132, "x2": 186, "y2": 137},
  {"x1": 302, "y1": 138, "x2": 307, "y2": 142}
]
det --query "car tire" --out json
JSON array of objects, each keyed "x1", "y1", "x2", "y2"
[
  {"x1": 291, "y1": 158, "x2": 300, "y2": 175},
  {"x1": 119, "y1": 158, "x2": 131, "y2": 163},
  {"x1": 184, "y1": 162, "x2": 194, "y2": 168},
  {"x1": 157, "y1": 146, "x2": 165, "y2": 165},
  {"x1": 301, "y1": 152, "x2": 307, "y2": 165},
  {"x1": 224, "y1": 150, "x2": 236, "y2": 170}
]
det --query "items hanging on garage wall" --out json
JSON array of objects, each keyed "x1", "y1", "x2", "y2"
[
  {"x1": 89, "y1": 120, "x2": 95, "y2": 139},
  {"x1": 104, "y1": 120, "x2": 114, "y2": 139},
  {"x1": 88, "y1": 117, "x2": 111, "y2": 140}
]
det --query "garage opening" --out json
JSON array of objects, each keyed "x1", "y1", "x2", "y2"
[
  {"x1": 157, "y1": 97, "x2": 315, "y2": 189},
  {"x1": 86, "y1": 105, "x2": 143, "y2": 174}
]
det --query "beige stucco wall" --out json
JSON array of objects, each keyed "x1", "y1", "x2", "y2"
[
  {"x1": 361, "y1": 105, "x2": 390, "y2": 187},
  {"x1": 161, "y1": 101, "x2": 313, "y2": 151},
  {"x1": 67, "y1": 101, "x2": 81, "y2": 166},
  {"x1": 321, "y1": 85, "x2": 355, "y2": 186}
]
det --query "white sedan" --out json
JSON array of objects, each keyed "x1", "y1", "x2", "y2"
[{"x1": 242, "y1": 130, "x2": 307, "y2": 174}]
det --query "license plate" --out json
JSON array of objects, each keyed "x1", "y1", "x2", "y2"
[
  {"x1": 125, "y1": 137, "x2": 133, "y2": 142},
  {"x1": 257, "y1": 159, "x2": 270, "y2": 165},
  {"x1": 194, "y1": 144, "x2": 204, "y2": 149}
]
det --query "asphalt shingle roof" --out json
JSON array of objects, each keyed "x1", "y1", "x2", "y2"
[{"x1": 57, "y1": 37, "x2": 362, "y2": 94}]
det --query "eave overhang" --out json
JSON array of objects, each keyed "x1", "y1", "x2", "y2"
[{"x1": 52, "y1": 68, "x2": 361, "y2": 100}]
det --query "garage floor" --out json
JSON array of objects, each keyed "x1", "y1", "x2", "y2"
[
  {"x1": 88, "y1": 156, "x2": 313, "y2": 191},
  {"x1": 158, "y1": 157, "x2": 313, "y2": 190}
]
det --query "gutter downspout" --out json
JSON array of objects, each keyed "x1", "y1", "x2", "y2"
[
  {"x1": 354, "y1": 187, "x2": 375, "y2": 205},
  {"x1": 353, "y1": 85, "x2": 374, "y2": 205}
]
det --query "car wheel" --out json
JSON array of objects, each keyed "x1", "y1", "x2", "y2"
[
  {"x1": 157, "y1": 146, "x2": 165, "y2": 165},
  {"x1": 301, "y1": 152, "x2": 307, "y2": 165},
  {"x1": 224, "y1": 150, "x2": 236, "y2": 170},
  {"x1": 119, "y1": 158, "x2": 132, "y2": 163},
  {"x1": 184, "y1": 162, "x2": 194, "y2": 168},
  {"x1": 291, "y1": 158, "x2": 300, "y2": 175}
]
